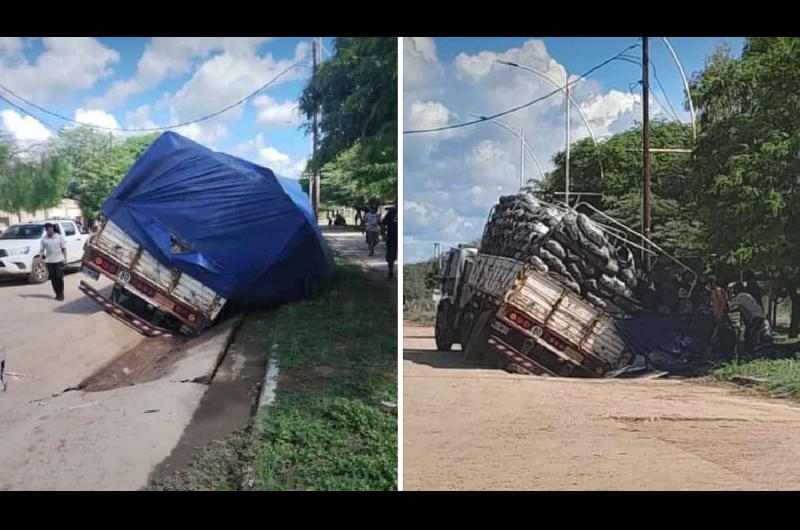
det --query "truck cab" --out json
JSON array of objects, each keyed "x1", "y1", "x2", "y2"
[{"x1": 433, "y1": 245, "x2": 478, "y2": 351}]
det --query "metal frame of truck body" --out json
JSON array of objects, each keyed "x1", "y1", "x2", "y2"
[
  {"x1": 467, "y1": 253, "x2": 626, "y2": 376},
  {"x1": 81, "y1": 219, "x2": 226, "y2": 335}
]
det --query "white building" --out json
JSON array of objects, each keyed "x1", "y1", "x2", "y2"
[{"x1": 0, "y1": 198, "x2": 85, "y2": 231}]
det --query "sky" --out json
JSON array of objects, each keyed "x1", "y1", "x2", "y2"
[
  {"x1": 0, "y1": 37, "x2": 334, "y2": 179},
  {"x1": 403, "y1": 36, "x2": 746, "y2": 263}
]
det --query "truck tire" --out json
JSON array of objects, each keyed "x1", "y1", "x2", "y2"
[
  {"x1": 435, "y1": 303, "x2": 454, "y2": 352},
  {"x1": 28, "y1": 257, "x2": 49, "y2": 284},
  {"x1": 463, "y1": 309, "x2": 493, "y2": 363}
]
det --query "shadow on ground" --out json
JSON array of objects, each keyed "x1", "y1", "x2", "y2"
[{"x1": 404, "y1": 349, "x2": 495, "y2": 370}]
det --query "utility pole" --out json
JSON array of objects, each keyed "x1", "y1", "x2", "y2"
[
  {"x1": 311, "y1": 37, "x2": 321, "y2": 218},
  {"x1": 641, "y1": 36, "x2": 652, "y2": 271},
  {"x1": 565, "y1": 80, "x2": 570, "y2": 208}
]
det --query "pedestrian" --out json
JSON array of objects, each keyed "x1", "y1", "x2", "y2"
[
  {"x1": 744, "y1": 270, "x2": 764, "y2": 310},
  {"x1": 327, "y1": 211, "x2": 333, "y2": 226},
  {"x1": 729, "y1": 282, "x2": 766, "y2": 358},
  {"x1": 381, "y1": 204, "x2": 398, "y2": 279},
  {"x1": 354, "y1": 208, "x2": 362, "y2": 228},
  {"x1": 364, "y1": 206, "x2": 381, "y2": 256},
  {"x1": 707, "y1": 276, "x2": 733, "y2": 356},
  {"x1": 38, "y1": 222, "x2": 67, "y2": 301}
]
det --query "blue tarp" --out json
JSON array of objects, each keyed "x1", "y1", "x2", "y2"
[
  {"x1": 101, "y1": 132, "x2": 333, "y2": 308},
  {"x1": 614, "y1": 313, "x2": 726, "y2": 367}
]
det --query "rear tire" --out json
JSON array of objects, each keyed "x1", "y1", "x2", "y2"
[
  {"x1": 434, "y1": 303, "x2": 454, "y2": 351},
  {"x1": 28, "y1": 258, "x2": 49, "y2": 284}
]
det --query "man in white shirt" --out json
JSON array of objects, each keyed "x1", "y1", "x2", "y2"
[
  {"x1": 38, "y1": 223, "x2": 67, "y2": 301},
  {"x1": 364, "y1": 207, "x2": 381, "y2": 256},
  {"x1": 729, "y1": 282, "x2": 766, "y2": 357}
]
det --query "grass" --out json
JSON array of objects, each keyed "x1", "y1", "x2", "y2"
[
  {"x1": 150, "y1": 258, "x2": 397, "y2": 491},
  {"x1": 714, "y1": 356, "x2": 800, "y2": 399},
  {"x1": 403, "y1": 261, "x2": 437, "y2": 325}
]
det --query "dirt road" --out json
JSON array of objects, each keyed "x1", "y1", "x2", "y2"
[
  {"x1": 404, "y1": 323, "x2": 800, "y2": 490},
  {"x1": 0, "y1": 272, "x2": 233, "y2": 490}
]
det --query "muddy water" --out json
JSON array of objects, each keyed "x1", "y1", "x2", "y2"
[{"x1": 148, "y1": 312, "x2": 271, "y2": 483}]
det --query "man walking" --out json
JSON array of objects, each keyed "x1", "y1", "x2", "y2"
[
  {"x1": 38, "y1": 222, "x2": 67, "y2": 301},
  {"x1": 364, "y1": 207, "x2": 381, "y2": 256},
  {"x1": 381, "y1": 204, "x2": 398, "y2": 280}
]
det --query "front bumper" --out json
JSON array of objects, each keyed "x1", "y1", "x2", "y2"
[{"x1": 0, "y1": 256, "x2": 33, "y2": 275}]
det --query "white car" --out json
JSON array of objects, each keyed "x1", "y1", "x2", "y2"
[{"x1": 0, "y1": 219, "x2": 89, "y2": 283}]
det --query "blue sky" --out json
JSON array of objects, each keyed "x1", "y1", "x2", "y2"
[
  {"x1": 404, "y1": 36, "x2": 746, "y2": 263},
  {"x1": 0, "y1": 37, "x2": 336, "y2": 178}
]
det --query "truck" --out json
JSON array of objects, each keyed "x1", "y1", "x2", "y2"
[
  {"x1": 0, "y1": 219, "x2": 88, "y2": 283},
  {"x1": 79, "y1": 132, "x2": 334, "y2": 338},
  {"x1": 435, "y1": 248, "x2": 631, "y2": 377}
]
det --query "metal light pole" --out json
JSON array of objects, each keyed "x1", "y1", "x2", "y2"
[
  {"x1": 642, "y1": 36, "x2": 652, "y2": 271},
  {"x1": 468, "y1": 112, "x2": 545, "y2": 185},
  {"x1": 565, "y1": 80, "x2": 570, "y2": 207}
]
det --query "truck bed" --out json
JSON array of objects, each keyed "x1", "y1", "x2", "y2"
[
  {"x1": 468, "y1": 253, "x2": 631, "y2": 373},
  {"x1": 86, "y1": 220, "x2": 226, "y2": 325}
]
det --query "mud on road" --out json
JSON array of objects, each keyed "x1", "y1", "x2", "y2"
[{"x1": 404, "y1": 323, "x2": 800, "y2": 490}]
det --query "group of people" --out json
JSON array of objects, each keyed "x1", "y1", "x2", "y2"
[
  {"x1": 326, "y1": 211, "x2": 347, "y2": 226},
  {"x1": 707, "y1": 271, "x2": 768, "y2": 358}
]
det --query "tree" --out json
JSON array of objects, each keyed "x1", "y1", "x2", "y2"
[
  {"x1": 54, "y1": 127, "x2": 113, "y2": 198},
  {"x1": 299, "y1": 37, "x2": 397, "y2": 205},
  {"x1": 72, "y1": 133, "x2": 158, "y2": 219},
  {"x1": 538, "y1": 121, "x2": 705, "y2": 259},
  {"x1": 690, "y1": 38, "x2": 800, "y2": 336},
  {"x1": 0, "y1": 155, "x2": 69, "y2": 222}
]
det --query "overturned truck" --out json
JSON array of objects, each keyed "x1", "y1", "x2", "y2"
[
  {"x1": 434, "y1": 189, "x2": 721, "y2": 377},
  {"x1": 80, "y1": 132, "x2": 333, "y2": 337}
]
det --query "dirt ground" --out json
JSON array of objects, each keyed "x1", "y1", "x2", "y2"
[{"x1": 403, "y1": 323, "x2": 800, "y2": 490}]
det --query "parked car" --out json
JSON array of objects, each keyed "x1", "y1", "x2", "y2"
[{"x1": 0, "y1": 219, "x2": 89, "y2": 283}]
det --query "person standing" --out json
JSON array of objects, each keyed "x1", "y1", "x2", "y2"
[
  {"x1": 707, "y1": 276, "x2": 732, "y2": 355},
  {"x1": 381, "y1": 204, "x2": 398, "y2": 279},
  {"x1": 729, "y1": 282, "x2": 766, "y2": 358},
  {"x1": 38, "y1": 222, "x2": 67, "y2": 301},
  {"x1": 364, "y1": 207, "x2": 381, "y2": 256}
]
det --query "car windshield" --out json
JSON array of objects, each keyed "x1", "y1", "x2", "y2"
[{"x1": 0, "y1": 224, "x2": 44, "y2": 240}]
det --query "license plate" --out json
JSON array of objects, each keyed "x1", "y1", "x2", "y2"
[
  {"x1": 81, "y1": 265, "x2": 99, "y2": 280},
  {"x1": 491, "y1": 320, "x2": 509, "y2": 335}
]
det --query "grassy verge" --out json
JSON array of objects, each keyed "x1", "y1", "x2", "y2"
[
  {"x1": 714, "y1": 356, "x2": 800, "y2": 399},
  {"x1": 150, "y1": 258, "x2": 397, "y2": 491},
  {"x1": 403, "y1": 299, "x2": 436, "y2": 326}
]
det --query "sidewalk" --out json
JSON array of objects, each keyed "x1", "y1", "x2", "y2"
[{"x1": 320, "y1": 225, "x2": 397, "y2": 298}]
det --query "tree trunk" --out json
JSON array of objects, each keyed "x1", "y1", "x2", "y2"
[
  {"x1": 790, "y1": 287, "x2": 800, "y2": 339},
  {"x1": 16, "y1": 210, "x2": 22, "y2": 223}
]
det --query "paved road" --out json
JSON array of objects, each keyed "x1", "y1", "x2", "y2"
[
  {"x1": 404, "y1": 323, "x2": 800, "y2": 490},
  {"x1": 321, "y1": 225, "x2": 397, "y2": 298},
  {"x1": 0, "y1": 271, "x2": 229, "y2": 490}
]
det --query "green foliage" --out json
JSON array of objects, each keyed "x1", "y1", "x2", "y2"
[
  {"x1": 150, "y1": 259, "x2": 397, "y2": 491},
  {"x1": 299, "y1": 37, "x2": 397, "y2": 206},
  {"x1": 70, "y1": 133, "x2": 158, "y2": 219},
  {"x1": 690, "y1": 38, "x2": 800, "y2": 284},
  {"x1": 540, "y1": 120, "x2": 694, "y2": 204},
  {"x1": 403, "y1": 260, "x2": 438, "y2": 324},
  {"x1": 0, "y1": 154, "x2": 68, "y2": 219},
  {"x1": 715, "y1": 357, "x2": 800, "y2": 398},
  {"x1": 54, "y1": 127, "x2": 114, "y2": 198}
]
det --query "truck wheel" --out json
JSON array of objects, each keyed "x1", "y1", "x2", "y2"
[
  {"x1": 463, "y1": 309, "x2": 493, "y2": 363},
  {"x1": 28, "y1": 258, "x2": 49, "y2": 283},
  {"x1": 435, "y1": 304, "x2": 454, "y2": 351}
]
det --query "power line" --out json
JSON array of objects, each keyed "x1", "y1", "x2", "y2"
[
  {"x1": 403, "y1": 42, "x2": 640, "y2": 135},
  {"x1": 0, "y1": 59, "x2": 310, "y2": 133},
  {"x1": 0, "y1": 92, "x2": 62, "y2": 134},
  {"x1": 651, "y1": 60, "x2": 681, "y2": 122}
]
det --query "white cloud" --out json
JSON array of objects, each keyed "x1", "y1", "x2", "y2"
[
  {"x1": 88, "y1": 37, "x2": 274, "y2": 109},
  {"x1": 0, "y1": 37, "x2": 24, "y2": 65},
  {"x1": 156, "y1": 41, "x2": 307, "y2": 129},
  {"x1": 0, "y1": 38, "x2": 119, "y2": 104},
  {"x1": 403, "y1": 38, "x2": 666, "y2": 263},
  {"x1": 74, "y1": 108, "x2": 120, "y2": 130},
  {"x1": 252, "y1": 95, "x2": 302, "y2": 126},
  {"x1": 125, "y1": 105, "x2": 157, "y2": 130},
  {"x1": 231, "y1": 133, "x2": 307, "y2": 178},
  {"x1": 0, "y1": 109, "x2": 53, "y2": 146},
  {"x1": 173, "y1": 121, "x2": 229, "y2": 146}
]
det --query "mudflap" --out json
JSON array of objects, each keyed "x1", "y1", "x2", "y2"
[{"x1": 79, "y1": 280, "x2": 173, "y2": 338}]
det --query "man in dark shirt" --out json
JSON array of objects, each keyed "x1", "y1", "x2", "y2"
[
  {"x1": 381, "y1": 204, "x2": 398, "y2": 280},
  {"x1": 744, "y1": 270, "x2": 763, "y2": 310}
]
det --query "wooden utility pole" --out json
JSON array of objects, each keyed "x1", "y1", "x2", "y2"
[
  {"x1": 311, "y1": 37, "x2": 321, "y2": 218},
  {"x1": 641, "y1": 36, "x2": 652, "y2": 271}
]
